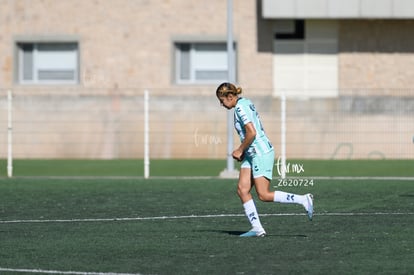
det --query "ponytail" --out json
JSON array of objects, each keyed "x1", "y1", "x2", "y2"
[
  {"x1": 236, "y1": 87, "x2": 242, "y2": 95},
  {"x1": 216, "y1": 82, "x2": 242, "y2": 97}
]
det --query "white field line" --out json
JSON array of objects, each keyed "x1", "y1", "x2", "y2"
[
  {"x1": 0, "y1": 212, "x2": 413, "y2": 224},
  {"x1": 310, "y1": 176, "x2": 414, "y2": 181},
  {"x1": 2, "y1": 176, "x2": 414, "y2": 181},
  {"x1": 0, "y1": 268, "x2": 144, "y2": 275},
  {"x1": 1, "y1": 213, "x2": 412, "y2": 274}
]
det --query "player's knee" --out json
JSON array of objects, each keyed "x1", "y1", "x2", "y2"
[
  {"x1": 257, "y1": 194, "x2": 267, "y2": 202},
  {"x1": 257, "y1": 192, "x2": 273, "y2": 202},
  {"x1": 237, "y1": 185, "x2": 249, "y2": 198},
  {"x1": 237, "y1": 186, "x2": 246, "y2": 197}
]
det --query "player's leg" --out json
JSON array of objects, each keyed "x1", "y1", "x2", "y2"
[
  {"x1": 237, "y1": 167, "x2": 253, "y2": 204},
  {"x1": 254, "y1": 179, "x2": 314, "y2": 220},
  {"x1": 253, "y1": 176, "x2": 275, "y2": 202},
  {"x1": 252, "y1": 150, "x2": 314, "y2": 220},
  {"x1": 253, "y1": 176, "x2": 312, "y2": 211},
  {"x1": 238, "y1": 165, "x2": 266, "y2": 237},
  {"x1": 273, "y1": 190, "x2": 313, "y2": 220},
  {"x1": 251, "y1": 150, "x2": 276, "y2": 202}
]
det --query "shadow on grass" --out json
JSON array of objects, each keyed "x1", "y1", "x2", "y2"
[{"x1": 200, "y1": 230, "x2": 308, "y2": 238}]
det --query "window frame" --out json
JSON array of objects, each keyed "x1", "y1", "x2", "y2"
[
  {"x1": 173, "y1": 39, "x2": 237, "y2": 85},
  {"x1": 15, "y1": 37, "x2": 80, "y2": 85}
]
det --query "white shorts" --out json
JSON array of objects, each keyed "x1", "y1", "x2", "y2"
[{"x1": 240, "y1": 149, "x2": 274, "y2": 180}]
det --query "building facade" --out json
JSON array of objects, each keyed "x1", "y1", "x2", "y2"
[{"x1": 0, "y1": 0, "x2": 413, "y2": 159}]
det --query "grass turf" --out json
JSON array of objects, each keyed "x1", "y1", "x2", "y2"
[
  {"x1": 0, "y1": 159, "x2": 413, "y2": 177},
  {"x1": 0, "y1": 177, "x2": 413, "y2": 274}
]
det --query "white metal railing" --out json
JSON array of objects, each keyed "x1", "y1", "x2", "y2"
[
  {"x1": 7, "y1": 90, "x2": 12, "y2": 178},
  {"x1": 2, "y1": 88, "x2": 413, "y2": 178}
]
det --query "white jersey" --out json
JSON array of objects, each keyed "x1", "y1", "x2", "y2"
[{"x1": 234, "y1": 97, "x2": 273, "y2": 157}]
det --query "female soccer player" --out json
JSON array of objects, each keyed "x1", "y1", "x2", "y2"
[{"x1": 216, "y1": 82, "x2": 313, "y2": 237}]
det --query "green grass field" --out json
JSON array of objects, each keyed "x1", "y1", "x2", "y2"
[
  {"x1": 0, "y1": 159, "x2": 413, "y2": 275},
  {"x1": 1, "y1": 159, "x2": 414, "y2": 177}
]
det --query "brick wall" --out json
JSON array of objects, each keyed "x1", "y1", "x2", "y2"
[
  {"x1": 0, "y1": 0, "x2": 273, "y2": 94},
  {"x1": 0, "y1": 2, "x2": 413, "y2": 159},
  {"x1": 339, "y1": 20, "x2": 414, "y2": 95}
]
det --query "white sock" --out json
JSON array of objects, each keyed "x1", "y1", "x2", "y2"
[
  {"x1": 274, "y1": 191, "x2": 305, "y2": 205},
  {"x1": 243, "y1": 199, "x2": 263, "y2": 230}
]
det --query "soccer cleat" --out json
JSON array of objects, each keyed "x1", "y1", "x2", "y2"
[
  {"x1": 303, "y1": 193, "x2": 314, "y2": 221},
  {"x1": 240, "y1": 228, "x2": 266, "y2": 237}
]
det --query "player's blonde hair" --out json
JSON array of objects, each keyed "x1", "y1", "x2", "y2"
[{"x1": 216, "y1": 82, "x2": 242, "y2": 97}]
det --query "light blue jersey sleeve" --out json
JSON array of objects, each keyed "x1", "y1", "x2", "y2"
[{"x1": 234, "y1": 98, "x2": 273, "y2": 157}]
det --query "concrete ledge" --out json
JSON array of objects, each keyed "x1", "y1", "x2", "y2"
[{"x1": 262, "y1": 0, "x2": 414, "y2": 19}]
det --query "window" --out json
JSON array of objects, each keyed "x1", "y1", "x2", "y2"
[
  {"x1": 275, "y1": 20, "x2": 305, "y2": 40},
  {"x1": 175, "y1": 42, "x2": 236, "y2": 84},
  {"x1": 17, "y1": 42, "x2": 79, "y2": 84}
]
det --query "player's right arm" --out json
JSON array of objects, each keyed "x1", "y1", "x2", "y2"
[{"x1": 232, "y1": 122, "x2": 256, "y2": 161}]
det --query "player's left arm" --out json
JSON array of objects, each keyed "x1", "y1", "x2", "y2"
[{"x1": 232, "y1": 122, "x2": 256, "y2": 161}]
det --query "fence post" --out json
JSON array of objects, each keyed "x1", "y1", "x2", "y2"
[
  {"x1": 7, "y1": 90, "x2": 13, "y2": 178},
  {"x1": 144, "y1": 90, "x2": 150, "y2": 179},
  {"x1": 280, "y1": 94, "x2": 286, "y2": 179}
]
